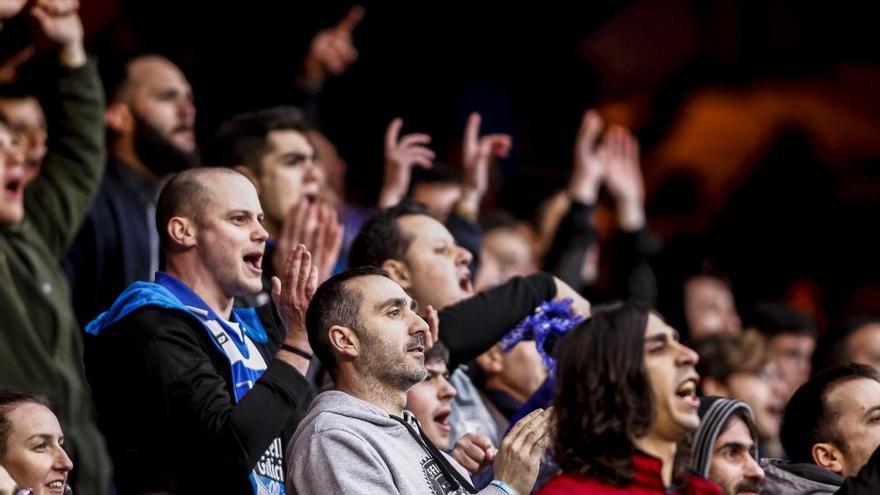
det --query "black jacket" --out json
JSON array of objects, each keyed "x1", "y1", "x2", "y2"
[
  {"x1": 86, "y1": 303, "x2": 314, "y2": 495},
  {"x1": 439, "y1": 272, "x2": 557, "y2": 369}
]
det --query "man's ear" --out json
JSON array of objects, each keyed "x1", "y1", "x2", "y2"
[
  {"x1": 813, "y1": 442, "x2": 845, "y2": 475},
  {"x1": 167, "y1": 217, "x2": 197, "y2": 249},
  {"x1": 328, "y1": 325, "x2": 360, "y2": 359},
  {"x1": 382, "y1": 259, "x2": 411, "y2": 290},
  {"x1": 701, "y1": 377, "x2": 730, "y2": 398},
  {"x1": 105, "y1": 102, "x2": 134, "y2": 133},
  {"x1": 234, "y1": 165, "x2": 260, "y2": 191},
  {"x1": 475, "y1": 345, "x2": 504, "y2": 374}
]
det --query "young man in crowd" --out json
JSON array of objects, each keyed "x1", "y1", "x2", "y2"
[
  {"x1": 540, "y1": 302, "x2": 719, "y2": 494},
  {"x1": 86, "y1": 168, "x2": 315, "y2": 494},
  {"x1": 761, "y1": 363, "x2": 880, "y2": 494},
  {"x1": 691, "y1": 397, "x2": 765, "y2": 495},
  {"x1": 695, "y1": 330, "x2": 788, "y2": 458},
  {"x1": 215, "y1": 106, "x2": 343, "y2": 305},
  {"x1": 288, "y1": 266, "x2": 552, "y2": 495},
  {"x1": 0, "y1": 2, "x2": 111, "y2": 493}
]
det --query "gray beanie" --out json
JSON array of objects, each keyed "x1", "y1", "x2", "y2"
[{"x1": 691, "y1": 396, "x2": 759, "y2": 477}]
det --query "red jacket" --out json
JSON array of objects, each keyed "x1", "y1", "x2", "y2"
[{"x1": 538, "y1": 453, "x2": 721, "y2": 495}]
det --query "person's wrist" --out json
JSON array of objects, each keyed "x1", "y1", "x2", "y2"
[
  {"x1": 58, "y1": 41, "x2": 86, "y2": 68},
  {"x1": 456, "y1": 190, "x2": 481, "y2": 220},
  {"x1": 490, "y1": 479, "x2": 519, "y2": 495},
  {"x1": 568, "y1": 180, "x2": 600, "y2": 204},
  {"x1": 616, "y1": 199, "x2": 645, "y2": 231}
]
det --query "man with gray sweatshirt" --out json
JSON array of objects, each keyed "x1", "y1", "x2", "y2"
[{"x1": 286, "y1": 265, "x2": 551, "y2": 495}]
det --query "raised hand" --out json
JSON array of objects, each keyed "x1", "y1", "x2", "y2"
[
  {"x1": 600, "y1": 126, "x2": 645, "y2": 230},
  {"x1": 300, "y1": 5, "x2": 364, "y2": 86},
  {"x1": 273, "y1": 198, "x2": 344, "y2": 284},
  {"x1": 458, "y1": 112, "x2": 511, "y2": 217},
  {"x1": 569, "y1": 109, "x2": 605, "y2": 204},
  {"x1": 492, "y1": 408, "x2": 553, "y2": 495},
  {"x1": 29, "y1": 0, "x2": 85, "y2": 68},
  {"x1": 378, "y1": 117, "x2": 435, "y2": 208},
  {"x1": 0, "y1": 0, "x2": 28, "y2": 20},
  {"x1": 271, "y1": 244, "x2": 318, "y2": 349}
]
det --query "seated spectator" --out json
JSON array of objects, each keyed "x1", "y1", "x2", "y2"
[
  {"x1": 695, "y1": 330, "x2": 787, "y2": 458},
  {"x1": 288, "y1": 266, "x2": 552, "y2": 495},
  {"x1": 762, "y1": 363, "x2": 880, "y2": 494},
  {"x1": 0, "y1": 391, "x2": 73, "y2": 495},
  {"x1": 691, "y1": 397, "x2": 764, "y2": 495},
  {"x1": 539, "y1": 302, "x2": 719, "y2": 494},
  {"x1": 749, "y1": 301, "x2": 817, "y2": 397},
  {"x1": 86, "y1": 168, "x2": 315, "y2": 494},
  {"x1": 0, "y1": 2, "x2": 111, "y2": 492}
]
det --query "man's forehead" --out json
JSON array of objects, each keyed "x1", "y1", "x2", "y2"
[
  {"x1": 127, "y1": 58, "x2": 190, "y2": 92},
  {"x1": 828, "y1": 377, "x2": 880, "y2": 414},
  {"x1": 348, "y1": 275, "x2": 408, "y2": 306},
  {"x1": 398, "y1": 214, "x2": 452, "y2": 242},
  {"x1": 267, "y1": 129, "x2": 311, "y2": 149},
  {"x1": 201, "y1": 172, "x2": 262, "y2": 212},
  {"x1": 717, "y1": 415, "x2": 756, "y2": 447}
]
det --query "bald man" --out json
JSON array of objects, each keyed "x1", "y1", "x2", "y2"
[{"x1": 86, "y1": 167, "x2": 315, "y2": 495}]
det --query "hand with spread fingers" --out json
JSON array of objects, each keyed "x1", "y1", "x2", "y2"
[
  {"x1": 272, "y1": 244, "x2": 318, "y2": 374},
  {"x1": 457, "y1": 112, "x2": 511, "y2": 219},
  {"x1": 492, "y1": 407, "x2": 554, "y2": 495},
  {"x1": 273, "y1": 198, "x2": 344, "y2": 285},
  {"x1": 600, "y1": 125, "x2": 645, "y2": 231},
  {"x1": 378, "y1": 117, "x2": 435, "y2": 208},
  {"x1": 569, "y1": 109, "x2": 605, "y2": 205}
]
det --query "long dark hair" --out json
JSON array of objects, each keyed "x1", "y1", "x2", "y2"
[{"x1": 553, "y1": 301, "x2": 655, "y2": 486}]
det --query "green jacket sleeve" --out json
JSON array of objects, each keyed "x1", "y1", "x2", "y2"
[{"x1": 24, "y1": 58, "x2": 106, "y2": 259}]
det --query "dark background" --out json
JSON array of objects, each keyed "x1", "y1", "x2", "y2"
[{"x1": 9, "y1": 0, "x2": 880, "y2": 329}]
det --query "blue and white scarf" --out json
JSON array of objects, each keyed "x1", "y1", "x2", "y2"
[{"x1": 87, "y1": 272, "x2": 285, "y2": 495}]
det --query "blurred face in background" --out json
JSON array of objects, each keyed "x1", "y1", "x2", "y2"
[{"x1": 685, "y1": 276, "x2": 742, "y2": 340}]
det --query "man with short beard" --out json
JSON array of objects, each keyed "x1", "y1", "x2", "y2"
[
  {"x1": 288, "y1": 266, "x2": 553, "y2": 495},
  {"x1": 65, "y1": 55, "x2": 201, "y2": 326},
  {"x1": 691, "y1": 397, "x2": 764, "y2": 495}
]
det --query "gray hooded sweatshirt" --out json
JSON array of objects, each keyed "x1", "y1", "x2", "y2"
[{"x1": 286, "y1": 390, "x2": 506, "y2": 495}]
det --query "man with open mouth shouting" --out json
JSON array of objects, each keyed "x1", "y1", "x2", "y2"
[
  {"x1": 539, "y1": 302, "x2": 721, "y2": 495},
  {"x1": 85, "y1": 167, "x2": 316, "y2": 495}
]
